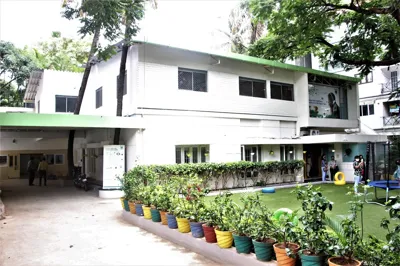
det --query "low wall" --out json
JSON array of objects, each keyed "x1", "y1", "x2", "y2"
[{"x1": 122, "y1": 211, "x2": 277, "y2": 266}]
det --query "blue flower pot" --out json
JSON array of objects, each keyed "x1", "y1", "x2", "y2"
[
  {"x1": 189, "y1": 222, "x2": 204, "y2": 238},
  {"x1": 135, "y1": 203, "x2": 144, "y2": 216},
  {"x1": 166, "y1": 213, "x2": 178, "y2": 229}
]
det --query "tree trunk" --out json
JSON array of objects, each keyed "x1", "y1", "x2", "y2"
[
  {"x1": 67, "y1": 28, "x2": 101, "y2": 178},
  {"x1": 113, "y1": 29, "x2": 130, "y2": 145}
]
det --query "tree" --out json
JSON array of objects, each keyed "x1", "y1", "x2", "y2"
[
  {"x1": 27, "y1": 31, "x2": 91, "y2": 72},
  {"x1": 114, "y1": 0, "x2": 149, "y2": 145},
  {"x1": 0, "y1": 41, "x2": 39, "y2": 106},
  {"x1": 62, "y1": 0, "x2": 129, "y2": 178},
  {"x1": 248, "y1": 0, "x2": 400, "y2": 75},
  {"x1": 220, "y1": 0, "x2": 265, "y2": 54}
]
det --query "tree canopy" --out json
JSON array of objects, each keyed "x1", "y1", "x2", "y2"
[{"x1": 248, "y1": 0, "x2": 400, "y2": 75}]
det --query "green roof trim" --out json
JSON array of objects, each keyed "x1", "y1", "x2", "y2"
[
  {"x1": 0, "y1": 113, "x2": 144, "y2": 129},
  {"x1": 133, "y1": 40, "x2": 359, "y2": 83}
]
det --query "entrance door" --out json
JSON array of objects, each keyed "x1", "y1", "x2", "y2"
[{"x1": 8, "y1": 154, "x2": 20, "y2": 179}]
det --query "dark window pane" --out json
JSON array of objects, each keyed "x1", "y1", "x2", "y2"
[
  {"x1": 193, "y1": 72, "x2": 207, "y2": 92},
  {"x1": 271, "y1": 83, "x2": 282, "y2": 100},
  {"x1": 253, "y1": 81, "x2": 266, "y2": 98},
  {"x1": 55, "y1": 96, "x2": 66, "y2": 112},
  {"x1": 192, "y1": 147, "x2": 198, "y2": 163},
  {"x1": 9, "y1": 155, "x2": 13, "y2": 167},
  {"x1": 47, "y1": 154, "x2": 54, "y2": 165},
  {"x1": 175, "y1": 147, "x2": 181, "y2": 164},
  {"x1": 239, "y1": 79, "x2": 252, "y2": 96},
  {"x1": 282, "y1": 85, "x2": 294, "y2": 101},
  {"x1": 96, "y1": 87, "x2": 102, "y2": 108},
  {"x1": 55, "y1": 155, "x2": 63, "y2": 164},
  {"x1": 359, "y1": 106, "x2": 363, "y2": 116},
  {"x1": 66, "y1": 97, "x2": 77, "y2": 113},
  {"x1": 178, "y1": 71, "x2": 192, "y2": 90},
  {"x1": 184, "y1": 148, "x2": 190, "y2": 163},
  {"x1": 201, "y1": 147, "x2": 207, "y2": 162},
  {"x1": 362, "y1": 105, "x2": 368, "y2": 116},
  {"x1": 369, "y1": 104, "x2": 374, "y2": 115}
]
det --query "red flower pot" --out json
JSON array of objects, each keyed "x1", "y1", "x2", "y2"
[{"x1": 202, "y1": 224, "x2": 217, "y2": 243}]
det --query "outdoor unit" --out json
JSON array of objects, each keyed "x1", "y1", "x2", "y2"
[{"x1": 310, "y1": 129, "x2": 320, "y2": 136}]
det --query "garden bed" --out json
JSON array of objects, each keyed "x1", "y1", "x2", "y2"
[{"x1": 122, "y1": 211, "x2": 277, "y2": 266}]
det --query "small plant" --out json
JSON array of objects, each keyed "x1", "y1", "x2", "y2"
[
  {"x1": 274, "y1": 211, "x2": 299, "y2": 251},
  {"x1": 293, "y1": 185, "x2": 333, "y2": 256},
  {"x1": 138, "y1": 185, "x2": 153, "y2": 207},
  {"x1": 212, "y1": 192, "x2": 236, "y2": 231},
  {"x1": 184, "y1": 178, "x2": 209, "y2": 222},
  {"x1": 249, "y1": 197, "x2": 277, "y2": 242},
  {"x1": 230, "y1": 194, "x2": 258, "y2": 236}
]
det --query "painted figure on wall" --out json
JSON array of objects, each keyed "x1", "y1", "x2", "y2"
[{"x1": 328, "y1": 93, "x2": 340, "y2": 119}]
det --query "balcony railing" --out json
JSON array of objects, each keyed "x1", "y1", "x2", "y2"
[
  {"x1": 381, "y1": 80, "x2": 399, "y2": 94},
  {"x1": 383, "y1": 116, "x2": 400, "y2": 126}
]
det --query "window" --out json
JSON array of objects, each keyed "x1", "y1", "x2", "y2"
[
  {"x1": 0, "y1": 155, "x2": 7, "y2": 166},
  {"x1": 355, "y1": 72, "x2": 373, "y2": 84},
  {"x1": 55, "y1": 95, "x2": 77, "y2": 113},
  {"x1": 391, "y1": 71, "x2": 398, "y2": 90},
  {"x1": 55, "y1": 154, "x2": 64, "y2": 165},
  {"x1": 239, "y1": 77, "x2": 266, "y2": 98},
  {"x1": 24, "y1": 102, "x2": 34, "y2": 108},
  {"x1": 271, "y1": 82, "x2": 294, "y2": 101},
  {"x1": 241, "y1": 145, "x2": 261, "y2": 162},
  {"x1": 178, "y1": 68, "x2": 207, "y2": 92},
  {"x1": 175, "y1": 145, "x2": 209, "y2": 164},
  {"x1": 116, "y1": 71, "x2": 127, "y2": 96},
  {"x1": 280, "y1": 145, "x2": 295, "y2": 161},
  {"x1": 46, "y1": 154, "x2": 55, "y2": 165},
  {"x1": 96, "y1": 87, "x2": 102, "y2": 108},
  {"x1": 360, "y1": 104, "x2": 374, "y2": 116}
]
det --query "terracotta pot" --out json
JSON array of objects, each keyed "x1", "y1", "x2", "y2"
[
  {"x1": 128, "y1": 201, "x2": 136, "y2": 214},
  {"x1": 273, "y1": 243, "x2": 300, "y2": 266},
  {"x1": 202, "y1": 224, "x2": 217, "y2": 243},
  {"x1": 176, "y1": 217, "x2": 191, "y2": 233},
  {"x1": 215, "y1": 229, "x2": 233, "y2": 248},
  {"x1": 142, "y1": 206, "x2": 152, "y2": 219},
  {"x1": 328, "y1": 257, "x2": 361, "y2": 266},
  {"x1": 160, "y1": 211, "x2": 168, "y2": 225}
]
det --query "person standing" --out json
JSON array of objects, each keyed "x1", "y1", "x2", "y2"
[
  {"x1": 359, "y1": 154, "x2": 365, "y2": 182},
  {"x1": 321, "y1": 154, "x2": 328, "y2": 181},
  {"x1": 353, "y1": 155, "x2": 362, "y2": 193},
  {"x1": 306, "y1": 154, "x2": 312, "y2": 178},
  {"x1": 328, "y1": 155, "x2": 338, "y2": 181},
  {"x1": 38, "y1": 157, "x2": 48, "y2": 186},
  {"x1": 27, "y1": 157, "x2": 36, "y2": 186}
]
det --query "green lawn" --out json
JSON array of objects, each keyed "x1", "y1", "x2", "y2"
[{"x1": 207, "y1": 184, "x2": 400, "y2": 240}]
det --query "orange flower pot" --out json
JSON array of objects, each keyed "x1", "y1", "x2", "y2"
[
  {"x1": 273, "y1": 243, "x2": 300, "y2": 266},
  {"x1": 160, "y1": 211, "x2": 168, "y2": 225},
  {"x1": 128, "y1": 201, "x2": 136, "y2": 214},
  {"x1": 328, "y1": 257, "x2": 361, "y2": 266}
]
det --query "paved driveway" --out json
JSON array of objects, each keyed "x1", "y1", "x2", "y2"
[{"x1": 0, "y1": 184, "x2": 216, "y2": 266}]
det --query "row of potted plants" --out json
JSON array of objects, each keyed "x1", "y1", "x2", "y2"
[{"x1": 119, "y1": 170, "x2": 368, "y2": 266}]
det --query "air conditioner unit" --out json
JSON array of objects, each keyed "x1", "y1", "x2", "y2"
[{"x1": 310, "y1": 129, "x2": 320, "y2": 136}]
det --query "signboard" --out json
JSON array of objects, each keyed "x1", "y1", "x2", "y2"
[
  {"x1": 389, "y1": 103, "x2": 399, "y2": 114},
  {"x1": 103, "y1": 145, "x2": 125, "y2": 189},
  {"x1": 309, "y1": 85, "x2": 341, "y2": 119}
]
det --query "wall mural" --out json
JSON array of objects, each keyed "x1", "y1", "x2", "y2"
[{"x1": 309, "y1": 84, "x2": 341, "y2": 119}]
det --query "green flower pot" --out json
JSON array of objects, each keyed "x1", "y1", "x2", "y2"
[
  {"x1": 300, "y1": 253, "x2": 326, "y2": 266},
  {"x1": 233, "y1": 234, "x2": 252, "y2": 254},
  {"x1": 252, "y1": 239, "x2": 274, "y2": 261},
  {"x1": 150, "y1": 208, "x2": 161, "y2": 222}
]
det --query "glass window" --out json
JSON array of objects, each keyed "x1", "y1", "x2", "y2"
[
  {"x1": 55, "y1": 155, "x2": 64, "y2": 164},
  {"x1": 362, "y1": 105, "x2": 368, "y2": 116},
  {"x1": 66, "y1": 97, "x2": 77, "y2": 113},
  {"x1": 55, "y1": 96, "x2": 66, "y2": 112},
  {"x1": 96, "y1": 87, "x2": 102, "y2": 109},
  {"x1": 192, "y1": 147, "x2": 198, "y2": 163},
  {"x1": 178, "y1": 68, "x2": 207, "y2": 92},
  {"x1": 239, "y1": 77, "x2": 266, "y2": 98},
  {"x1": 176, "y1": 146, "x2": 209, "y2": 164},
  {"x1": 55, "y1": 95, "x2": 77, "y2": 113},
  {"x1": 175, "y1": 147, "x2": 181, "y2": 164},
  {"x1": 239, "y1": 79, "x2": 252, "y2": 96},
  {"x1": 271, "y1": 83, "x2": 282, "y2": 100},
  {"x1": 46, "y1": 154, "x2": 55, "y2": 165},
  {"x1": 200, "y1": 147, "x2": 207, "y2": 162},
  {"x1": 369, "y1": 104, "x2": 374, "y2": 115},
  {"x1": 184, "y1": 148, "x2": 190, "y2": 163},
  {"x1": 253, "y1": 81, "x2": 266, "y2": 98},
  {"x1": 271, "y1": 82, "x2": 294, "y2": 101},
  {"x1": 241, "y1": 145, "x2": 261, "y2": 162}
]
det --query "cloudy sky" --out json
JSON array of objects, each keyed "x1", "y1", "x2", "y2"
[{"x1": 0, "y1": 0, "x2": 240, "y2": 51}]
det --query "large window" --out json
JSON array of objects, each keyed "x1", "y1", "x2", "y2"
[
  {"x1": 355, "y1": 72, "x2": 373, "y2": 84},
  {"x1": 241, "y1": 145, "x2": 261, "y2": 162},
  {"x1": 96, "y1": 87, "x2": 102, "y2": 109},
  {"x1": 55, "y1": 95, "x2": 77, "y2": 113},
  {"x1": 271, "y1": 82, "x2": 294, "y2": 101},
  {"x1": 391, "y1": 71, "x2": 398, "y2": 90},
  {"x1": 360, "y1": 104, "x2": 374, "y2": 116},
  {"x1": 116, "y1": 71, "x2": 127, "y2": 96},
  {"x1": 175, "y1": 145, "x2": 209, "y2": 164},
  {"x1": 239, "y1": 77, "x2": 266, "y2": 98},
  {"x1": 280, "y1": 145, "x2": 295, "y2": 161},
  {"x1": 178, "y1": 68, "x2": 207, "y2": 92}
]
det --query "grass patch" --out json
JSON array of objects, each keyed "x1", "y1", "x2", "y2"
[{"x1": 206, "y1": 184, "x2": 400, "y2": 240}]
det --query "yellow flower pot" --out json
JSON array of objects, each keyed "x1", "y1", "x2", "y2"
[
  {"x1": 142, "y1": 206, "x2": 152, "y2": 219},
  {"x1": 215, "y1": 229, "x2": 233, "y2": 248},
  {"x1": 120, "y1": 197, "x2": 125, "y2": 210},
  {"x1": 176, "y1": 217, "x2": 191, "y2": 233}
]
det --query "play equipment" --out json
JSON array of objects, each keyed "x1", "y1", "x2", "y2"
[
  {"x1": 366, "y1": 180, "x2": 400, "y2": 206},
  {"x1": 334, "y1": 172, "x2": 346, "y2": 185},
  {"x1": 272, "y1": 208, "x2": 299, "y2": 226},
  {"x1": 261, "y1": 187, "x2": 276, "y2": 193}
]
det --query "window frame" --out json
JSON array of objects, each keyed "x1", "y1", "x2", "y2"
[
  {"x1": 270, "y1": 81, "x2": 294, "y2": 101},
  {"x1": 359, "y1": 104, "x2": 375, "y2": 116},
  {"x1": 280, "y1": 145, "x2": 296, "y2": 161},
  {"x1": 175, "y1": 145, "x2": 209, "y2": 164},
  {"x1": 55, "y1": 154, "x2": 64, "y2": 165},
  {"x1": 55, "y1": 95, "x2": 78, "y2": 113},
  {"x1": 96, "y1": 87, "x2": 103, "y2": 109},
  {"x1": 239, "y1": 77, "x2": 267, "y2": 98},
  {"x1": 241, "y1": 145, "x2": 262, "y2": 162},
  {"x1": 178, "y1": 68, "x2": 208, "y2": 92},
  {"x1": 46, "y1": 154, "x2": 55, "y2": 165}
]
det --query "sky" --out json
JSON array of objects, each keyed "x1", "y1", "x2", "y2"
[{"x1": 0, "y1": 0, "x2": 240, "y2": 51}]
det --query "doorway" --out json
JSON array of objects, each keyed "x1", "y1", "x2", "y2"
[
  {"x1": 303, "y1": 144, "x2": 330, "y2": 180},
  {"x1": 20, "y1": 154, "x2": 43, "y2": 178}
]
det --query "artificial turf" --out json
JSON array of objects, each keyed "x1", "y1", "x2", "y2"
[{"x1": 207, "y1": 184, "x2": 400, "y2": 240}]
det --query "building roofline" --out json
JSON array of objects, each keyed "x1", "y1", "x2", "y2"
[{"x1": 132, "y1": 39, "x2": 360, "y2": 83}]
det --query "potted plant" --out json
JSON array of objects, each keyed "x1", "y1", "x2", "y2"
[
  {"x1": 213, "y1": 192, "x2": 235, "y2": 248},
  {"x1": 230, "y1": 195, "x2": 258, "y2": 254},
  {"x1": 186, "y1": 181, "x2": 209, "y2": 238},
  {"x1": 201, "y1": 205, "x2": 218, "y2": 243},
  {"x1": 166, "y1": 176, "x2": 184, "y2": 229},
  {"x1": 117, "y1": 176, "x2": 131, "y2": 212},
  {"x1": 149, "y1": 185, "x2": 162, "y2": 222},
  {"x1": 272, "y1": 210, "x2": 300, "y2": 266},
  {"x1": 294, "y1": 185, "x2": 333, "y2": 266},
  {"x1": 139, "y1": 185, "x2": 153, "y2": 220},
  {"x1": 325, "y1": 191, "x2": 363, "y2": 266},
  {"x1": 250, "y1": 197, "x2": 277, "y2": 261},
  {"x1": 154, "y1": 185, "x2": 173, "y2": 225}
]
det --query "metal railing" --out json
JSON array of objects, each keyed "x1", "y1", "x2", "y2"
[
  {"x1": 383, "y1": 116, "x2": 400, "y2": 126},
  {"x1": 381, "y1": 80, "x2": 399, "y2": 94}
]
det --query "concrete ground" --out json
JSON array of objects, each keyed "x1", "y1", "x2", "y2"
[{"x1": 0, "y1": 184, "x2": 217, "y2": 266}]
